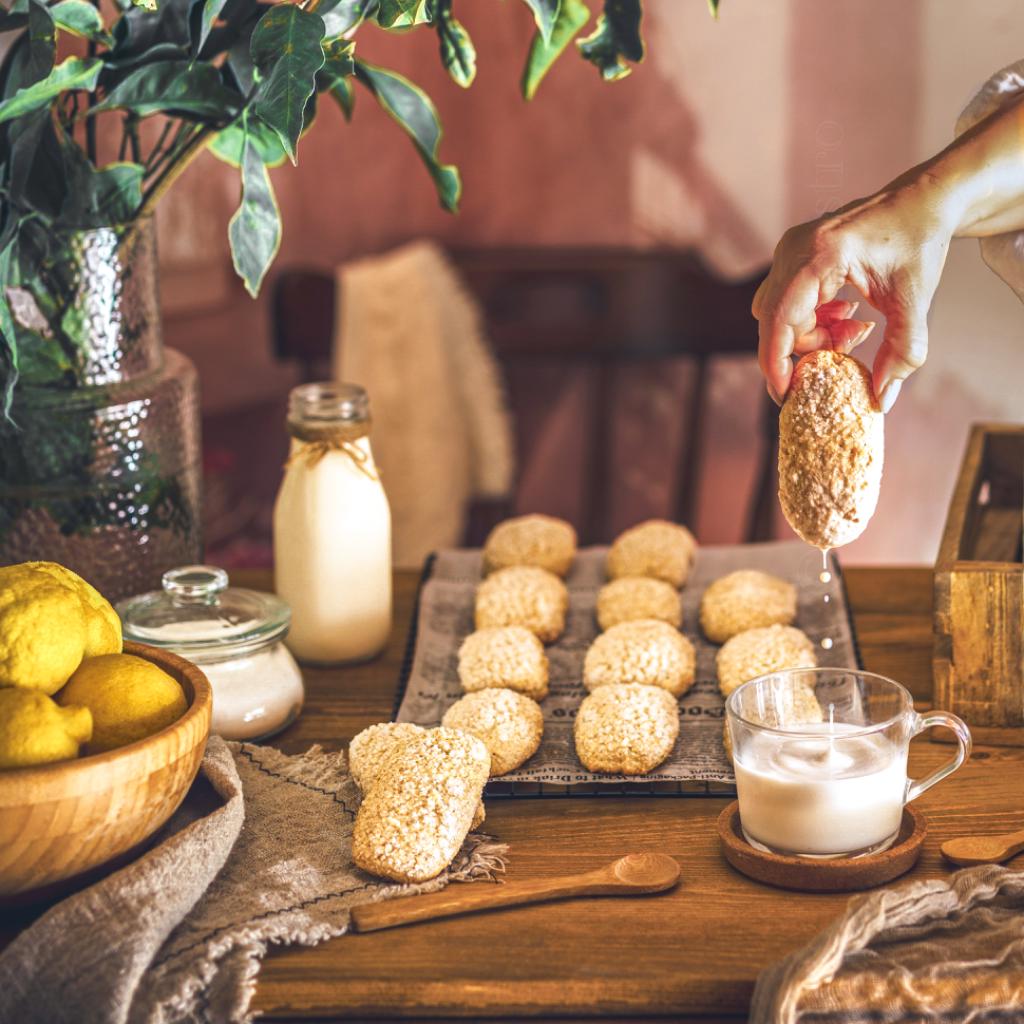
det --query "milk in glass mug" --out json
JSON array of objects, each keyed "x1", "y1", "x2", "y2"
[{"x1": 726, "y1": 668, "x2": 972, "y2": 859}]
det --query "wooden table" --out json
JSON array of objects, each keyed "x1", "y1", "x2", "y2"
[{"x1": 233, "y1": 565, "x2": 1022, "y2": 1022}]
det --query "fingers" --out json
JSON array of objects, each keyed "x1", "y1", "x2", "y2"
[
  {"x1": 872, "y1": 309, "x2": 928, "y2": 413},
  {"x1": 757, "y1": 268, "x2": 827, "y2": 404},
  {"x1": 816, "y1": 299, "x2": 859, "y2": 324}
]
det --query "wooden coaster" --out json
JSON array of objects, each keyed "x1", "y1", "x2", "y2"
[{"x1": 718, "y1": 801, "x2": 927, "y2": 892}]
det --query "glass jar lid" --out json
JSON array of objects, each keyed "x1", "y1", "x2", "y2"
[{"x1": 117, "y1": 566, "x2": 291, "y2": 661}]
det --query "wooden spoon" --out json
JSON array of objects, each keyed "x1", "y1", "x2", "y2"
[
  {"x1": 350, "y1": 852, "x2": 681, "y2": 933},
  {"x1": 941, "y1": 829, "x2": 1024, "y2": 866}
]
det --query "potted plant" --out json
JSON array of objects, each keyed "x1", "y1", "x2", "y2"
[{"x1": 0, "y1": 0, "x2": 715, "y2": 598}]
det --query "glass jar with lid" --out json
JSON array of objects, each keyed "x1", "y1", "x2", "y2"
[{"x1": 117, "y1": 565, "x2": 304, "y2": 741}]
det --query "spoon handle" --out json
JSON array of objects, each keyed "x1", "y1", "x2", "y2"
[{"x1": 351, "y1": 865, "x2": 635, "y2": 933}]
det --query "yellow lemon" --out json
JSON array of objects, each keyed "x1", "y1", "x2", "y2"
[
  {"x1": 0, "y1": 689, "x2": 93, "y2": 769},
  {"x1": 58, "y1": 653, "x2": 187, "y2": 753},
  {"x1": 0, "y1": 562, "x2": 122, "y2": 694}
]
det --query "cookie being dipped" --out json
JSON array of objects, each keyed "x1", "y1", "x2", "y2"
[{"x1": 778, "y1": 350, "x2": 884, "y2": 550}]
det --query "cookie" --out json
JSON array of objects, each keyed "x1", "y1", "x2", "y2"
[
  {"x1": 457, "y1": 626, "x2": 549, "y2": 700},
  {"x1": 606, "y1": 519, "x2": 697, "y2": 588},
  {"x1": 348, "y1": 721, "x2": 427, "y2": 792},
  {"x1": 442, "y1": 689, "x2": 544, "y2": 776},
  {"x1": 583, "y1": 619, "x2": 696, "y2": 698},
  {"x1": 474, "y1": 565, "x2": 568, "y2": 644},
  {"x1": 574, "y1": 683, "x2": 679, "y2": 775},
  {"x1": 716, "y1": 624, "x2": 817, "y2": 698},
  {"x1": 699, "y1": 569, "x2": 797, "y2": 644},
  {"x1": 595, "y1": 576, "x2": 683, "y2": 632},
  {"x1": 482, "y1": 514, "x2": 577, "y2": 577},
  {"x1": 778, "y1": 350, "x2": 884, "y2": 549}
]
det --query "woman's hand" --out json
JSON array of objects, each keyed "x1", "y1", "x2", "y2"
[{"x1": 752, "y1": 182, "x2": 953, "y2": 412}]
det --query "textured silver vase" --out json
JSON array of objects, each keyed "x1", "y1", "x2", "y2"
[{"x1": 0, "y1": 221, "x2": 202, "y2": 601}]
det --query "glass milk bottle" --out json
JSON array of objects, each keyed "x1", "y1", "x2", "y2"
[{"x1": 273, "y1": 382, "x2": 392, "y2": 663}]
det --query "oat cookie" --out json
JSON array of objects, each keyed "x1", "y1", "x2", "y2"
[
  {"x1": 778, "y1": 350, "x2": 884, "y2": 549},
  {"x1": 595, "y1": 576, "x2": 683, "y2": 631},
  {"x1": 607, "y1": 519, "x2": 697, "y2": 588},
  {"x1": 483, "y1": 514, "x2": 577, "y2": 577},
  {"x1": 442, "y1": 689, "x2": 544, "y2": 776},
  {"x1": 474, "y1": 565, "x2": 568, "y2": 644},
  {"x1": 699, "y1": 569, "x2": 797, "y2": 644},
  {"x1": 457, "y1": 626, "x2": 549, "y2": 700},
  {"x1": 716, "y1": 624, "x2": 817, "y2": 698},
  {"x1": 723, "y1": 683, "x2": 823, "y2": 760},
  {"x1": 583, "y1": 619, "x2": 696, "y2": 698},
  {"x1": 348, "y1": 722, "x2": 426, "y2": 792},
  {"x1": 574, "y1": 683, "x2": 679, "y2": 775},
  {"x1": 351, "y1": 727, "x2": 491, "y2": 883}
]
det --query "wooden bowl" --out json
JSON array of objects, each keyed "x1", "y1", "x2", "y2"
[
  {"x1": 718, "y1": 801, "x2": 927, "y2": 892},
  {"x1": 0, "y1": 641, "x2": 212, "y2": 901}
]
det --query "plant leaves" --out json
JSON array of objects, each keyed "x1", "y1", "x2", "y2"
[
  {"x1": 50, "y1": 0, "x2": 112, "y2": 44},
  {"x1": 320, "y1": 0, "x2": 376, "y2": 38},
  {"x1": 707, "y1": 0, "x2": 719, "y2": 16},
  {"x1": 195, "y1": 0, "x2": 229, "y2": 55},
  {"x1": 374, "y1": 0, "x2": 430, "y2": 29},
  {"x1": 129, "y1": 0, "x2": 159, "y2": 12},
  {"x1": 0, "y1": 7, "x2": 28, "y2": 31},
  {"x1": 521, "y1": 0, "x2": 587, "y2": 99},
  {"x1": 577, "y1": 0, "x2": 643, "y2": 81},
  {"x1": 0, "y1": 56, "x2": 101, "y2": 124},
  {"x1": 519, "y1": 0, "x2": 559, "y2": 44},
  {"x1": 228, "y1": 117, "x2": 281, "y2": 296},
  {"x1": 108, "y1": 0, "x2": 190, "y2": 68},
  {"x1": 434, "y1": 0, "x2": 474, "y2": 88},
  {"x1": 25, "y1": 0, "x2": 55, "y2": 86},
  {"x1": 93, "y1": 59, "x2": 241, "y2": 119},
  {"x1": 354, "y1": 58, "x2": 459, "y2": 212},
  {"x1": 211, "y1": 108, "x2": 290, "y2": 167},
  {"x1": 250, "y1": 5, "x2": 325, "y2": 163},
  {"x1": 0, "y1": 233, "x2": 18, "y2": 422},
  {"x1": 59, "y1": 137, "x2": 144, "y2": 228},
  {"x1": 7, "y1": 107, "x2": 65, "y2": 217}
]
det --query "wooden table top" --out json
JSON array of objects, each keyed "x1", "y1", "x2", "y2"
[{"x1": 225, "y1": 564, "x2": 1023, "y2": 1023}]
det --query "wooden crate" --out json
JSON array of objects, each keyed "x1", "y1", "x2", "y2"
[{"x1": 934, "y1": 423, "x2": 1024, "y2": 744}]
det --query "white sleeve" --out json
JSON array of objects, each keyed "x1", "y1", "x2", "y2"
[{"x1": 955, "y1": 59, "x2": 1024, "y2": 301}]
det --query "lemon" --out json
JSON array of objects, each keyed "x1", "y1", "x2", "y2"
[
  {"x1": 58, "y1": 653, "x2": 187, "y2": 753},
  {"x1": 0, "y1": 689, "x2": 93, "y2": 769},
  {"x1": 0, "y1": 562, "x2": 121, "y2": 694}
]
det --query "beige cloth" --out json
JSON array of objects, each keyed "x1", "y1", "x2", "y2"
[
  {"x1": 334, "y1": 241, "x2": 515, "y2": 568},
  {"x1": 956, "y1": 59, "x2": 1024, "y2": 301},
  {"x1": 0, "y1": 737, "x2": 506, "y2": 1024},
  {"x1": 751, "y1": 864, "x2": 1024, "y2": 1022}
]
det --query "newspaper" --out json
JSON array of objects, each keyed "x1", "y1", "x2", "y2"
[{"x1": 395, "y1": 541, "x2": 860, "y2": 791}]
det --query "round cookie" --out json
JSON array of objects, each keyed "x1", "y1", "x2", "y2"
[
  {"x1": 474, "y1": 566, "x2": 568, "y2": 644},
  {"x1": 716, "y1": 624, "x2": 817, "y2": 698},
  {"x1": 723, "y1": 683, "x2": 823, "y2": 760},
  {"x1": 348, "y1": 722, "x2": 426, "y2": 792},
  {"x1": 583, "y1": 619, "x2": 696, "y2": 698},
  {"x1": 596, "y1": 576, "x2": 682, "y2": 632},
  {"x1": 442, "y1": 689, "x2": 544, "y2": 776},
  {"x1": 483, "y1": 514, "x2": 577, "y2": 577},
  {"x1": 699, "y1": 569, "x2": 797, "y2": 644},
  {"x1": 607, "y1": 519, "x2": 697, "y2": 588},
  {"x1": 457, "y1": 626, "x2": 549, "y2": 700},
  {"x1": 574, "y1": 683, "x2": 679, "y2": 775}
]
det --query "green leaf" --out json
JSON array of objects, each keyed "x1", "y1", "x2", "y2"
[
  {"x1": 129, "y1": 0, "x2": 158, "y2": 12},
  {"x1": 520, "y1": 0, "x2": 559, "y2": 44},
  {"x1": 228, "y1": 118, "x2": 281, "y2": 297},
  {"x1": 211, "y1": 109, "x2": 289, "y2": 167},
  {"x1": 0, "y1": 57, "x2": 101, "y2": 124},
  {"x1": 707, "y1": 0, "x2": 719, "y2": 16},
  {"x1": 59, "y1": 145, "x2": 144, "y2": 228},
  {"x1": 320, "y1": 0, "x2": 376, "y2": 38},
  {"x1": 7, "y1": 107, "x2": 65, "y2": 217},
  {"x1": 521, "y1": 0, "x2": 587, "y2": 99},
  {"x1": 329, "y1": 75, "x2": 354, "y2": 119},
  {"x1": 434, "y1": 0, "x2": 474, "y2": 88},
  {"x1": 354, "y1": 59, "x2": 460, "y2": 212},
  {"x1": 317, "y1": 35, "x2": 353, "y2": 86},
  {"x1": 108, "y1": 0, "x2": 190, "y2": 66},
  {"x1": 375, "y1": 0, "x2": 430, "y2": 28},
  {"x1": 0, "y1": 8, "x2": 28, "y2": 31},
  {"x1": 93, "y1": 60, "x2": 241, "y2": 119},
  {"x1": 0, "y1": 234, "x2": 18, "y2": 422},
  {"x1": 577, "y1": 0, "x2": 643, "y2": 81},
  {"x1": 196, "y1": 0, "x2": 229, "y2": 55},
  {"x1": 25, "y1": 0, "x2": 55, "y2": 86},
  {"x1": 250, "y1": 5, "x2": 325, "y2": 163},
  {"x1": 50, "y1": 0, "x2": 112, "y2": 44}
]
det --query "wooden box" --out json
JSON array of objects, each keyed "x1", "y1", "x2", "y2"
[{"x1": 934, "y1": 424, "x2": 1024, "y2": 744}]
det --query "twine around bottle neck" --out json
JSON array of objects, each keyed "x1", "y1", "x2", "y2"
[{"x1": 285, "y1": 419, "x2": 378, "y2": 480}]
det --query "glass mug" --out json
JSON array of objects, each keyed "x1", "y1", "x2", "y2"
[{"x1": 726, "y1": 668, "x2": 972, "y2": 860}]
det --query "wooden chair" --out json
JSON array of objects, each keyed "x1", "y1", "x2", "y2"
[{"x1": 271, "y1": 248, "x2": 775, "y2": 544}]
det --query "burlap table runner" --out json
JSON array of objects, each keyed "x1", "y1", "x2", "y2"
[
  {"x1": 752, "y1": 864, "x2": 1024, "y2": 1022},
  {"x1": 0, "y1": 736, "x2": 506, "y2": 1024}
]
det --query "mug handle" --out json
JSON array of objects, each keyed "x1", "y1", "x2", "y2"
[{"x1": 905, "y1": 711, "x2": 972, "y2": 804}]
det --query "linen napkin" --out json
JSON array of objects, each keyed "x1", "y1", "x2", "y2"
[
  {"x1": 751, "y1": 864, "x2": 1024, "y2": 1022},
  {"x1": 0, "y1": 737, "x2": 507, "y2": 1024}
]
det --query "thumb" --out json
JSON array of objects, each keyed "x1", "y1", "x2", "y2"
[{"x1": 872, "y1": 308, "x2": 928, "y2": 413}]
